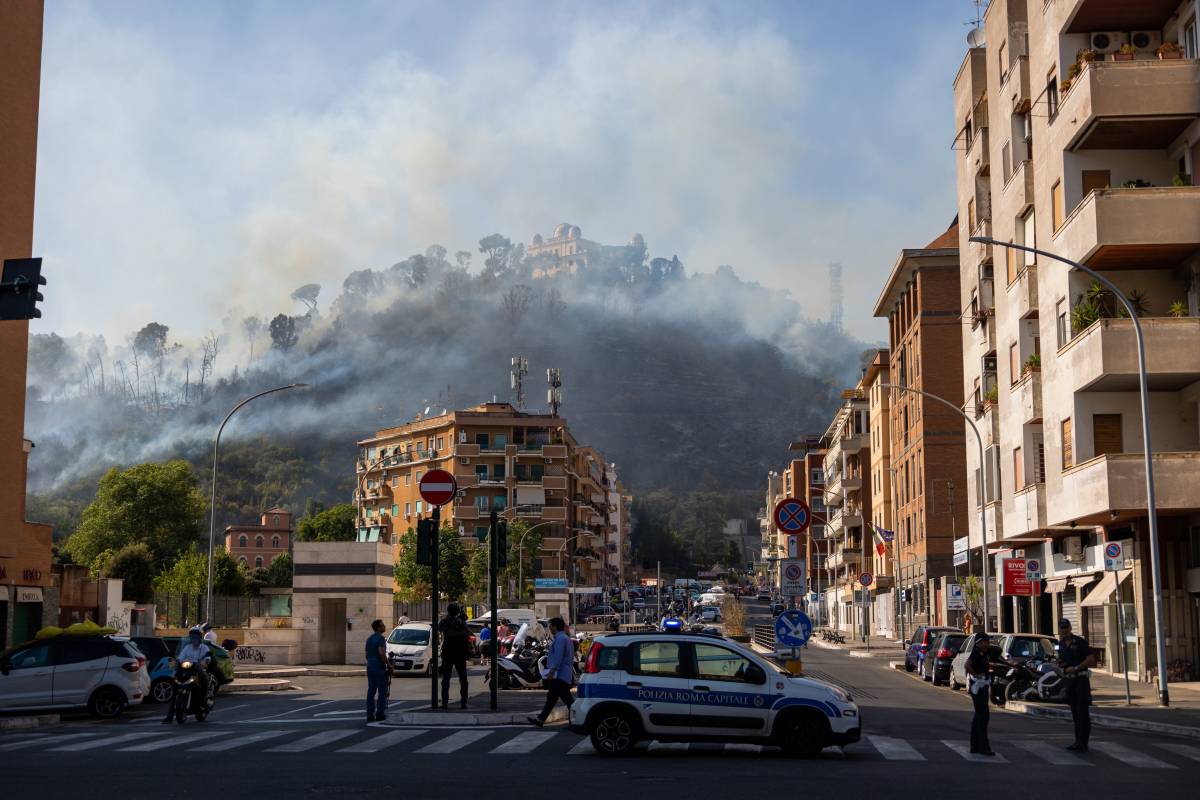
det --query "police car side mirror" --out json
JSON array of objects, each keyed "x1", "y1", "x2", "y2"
[{"x1": 746, "y1": 664, "x2": 766, "y2": 685}]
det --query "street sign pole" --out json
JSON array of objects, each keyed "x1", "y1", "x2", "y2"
[
  {"x1": 1105, "y1": 542, "x2": 1132, "y2": 706},
  {"x1": 430, "y1": 506, "x2": 440, "y2": 711},
  {"x1": 489, "y1": 510, "x2": 499, "y2": 711}
]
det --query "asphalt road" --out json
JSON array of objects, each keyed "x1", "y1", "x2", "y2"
[{"x1": 5, "y1": 604, "x2": 1197, "y2": 798}]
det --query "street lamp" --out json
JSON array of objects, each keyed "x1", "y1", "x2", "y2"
[
  {"x1": 206, "y1": 383, "x2": 308, "y2": 622},
  {"x1": 972, "y1": 235, "x2": 1169, "y2": 707},
  {"x1": 511, "y1": 516, "x2": 561, "y2": 601},
  {"x1": 878, "y1": 383, "x2": 991, "y2": 632}
]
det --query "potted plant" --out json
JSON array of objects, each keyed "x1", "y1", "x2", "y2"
[
  {"x1": 1157, "y1": 41, "x2": 1183, "y2": 59},
  {"x1": 1121, "y1": 178, "x2": 1152, "y2": 188},
  {"x1": 1168, "y1": 300, "x2": 1189, "y2": 318},
  {"x1": 1113, "y1": 43, "x2": 1136, "y2": 62},
  {"x1": 984, "y1": 384, "x2": 999, "y2": 406},
  {"x1": 1172, "y1": 173, "x2": 1192, "y2": 186},
  {"x1": 1077, "y1": 48, "x2": 1100, "y2": 65},
  {"x1": 1022, "y1": 353, "x2": 1042, "y2": 375},
  {"x1": 1067, "y1": 62, "x2": 1082, "y2": 80},
  {"x1": 1059, "y1": 77, "x2": 1073, "y2": 94}
]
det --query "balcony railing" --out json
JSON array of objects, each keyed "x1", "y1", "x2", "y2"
[
  {"x1": 1060, "y1": 317, "x2": 1200, "y2": 392},
  {"x1": 1053, "y1": 187, "x2": 1200, "y2": 271}
]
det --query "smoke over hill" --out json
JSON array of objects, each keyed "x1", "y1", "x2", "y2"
[{"x1": 25, "y1": 227, "x2": 871, "y2": 528}]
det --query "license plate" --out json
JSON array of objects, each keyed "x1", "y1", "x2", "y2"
[{"x1": 394, "y1": 660, "x2": 412, "y2": 670}]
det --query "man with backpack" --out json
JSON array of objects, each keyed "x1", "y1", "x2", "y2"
[{"x1": 438, "y1": 602, "x2": 471, "y2": 709}]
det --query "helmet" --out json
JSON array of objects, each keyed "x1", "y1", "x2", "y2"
[
  {"x1": 201, "y1": 622, "x2": 212, "y2": 633},
  {"x1": 188, "y1": 626, "x2": 203, "y2": 639}
]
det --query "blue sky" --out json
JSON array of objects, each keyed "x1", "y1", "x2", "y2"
[{"x1": 33, "y1": 1, "x2": 978, "y2": 343}]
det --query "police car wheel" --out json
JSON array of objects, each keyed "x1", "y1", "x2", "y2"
[
  {"x1": 589, "y1": 709, "x2": 638, "y2": 756},
  {"x1": 776, "y1": 712, "x2": 827, "y2": 758}
]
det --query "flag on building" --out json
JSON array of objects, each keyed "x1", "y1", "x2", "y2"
[{"x1": 869, "y1": 522, "x2": 895, "y2": 556}]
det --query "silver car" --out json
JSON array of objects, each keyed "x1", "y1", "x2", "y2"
[{"x1": 0, "y1": 635, "x2": 149, "y2": 718}]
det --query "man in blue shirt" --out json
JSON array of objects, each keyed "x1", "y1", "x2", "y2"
[
  {"x1": 365, "y1": 619, "x2": 390, "y2": 722},
  {"x1": 527, "y1": 617, "x2": 574, "y2": 727}
]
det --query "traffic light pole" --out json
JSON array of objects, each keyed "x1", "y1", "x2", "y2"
[{"x1": 430, "y1": 507, "x2": 440, "y2": 711}]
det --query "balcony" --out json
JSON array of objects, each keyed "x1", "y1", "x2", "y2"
[
  {"x1": 541, "y1": 505, "x2": 569, "y2": 523},
  {"x1": 454, "y1": 506, "x2": 482, "y2": 521},
  {"x1": 476, "y1": 474, "x2": 505, "y2": 486},
  {"x1": 970, "y1": 225, "x2": 993, "y2": 268},
  {"x1": 1003, "y1": 159, "x2": 1034, "y2": 213},
  {"x1": 980, "y1": 401, "x2": 1000, "y2": 447},
  {"x1": 1054, "y1": 186, "x2": 1200, "y2": 271},
  {"x1": 839, "y1": 432, "x2": 867, "y2": 454},
  {"x1": 968, "y1": 125, "x2": 990, "y2": 176},
  {"x1": 1006, "y1": 482, "x2": 1047, "y2": 537},
  {"x1": 1061, "y1": 0, "x2": 1181, "y2": 35},
  {"x1": 542, "y1": 475, "x2": 568, "y2": 491},
  {"x1": 974, "y1": 311, "x2": 996, "y2": 351},
  {"x1": 1008, "y1": 265, "x2": 1038, "y2": 319},
  {"x1": 455, "y1": 444, "x2": 480, "y2": 457},
  {"x1": 1007, "y1": 55, "x2": 1030, "y2": 113},
  {"x1": 1055, "y1": 452, "x2": 1200, "y2": 526},
  {"x1": 828, "y1": 507, "x2": 863, "y2": 531},
  {"x1": 514, "y1": 443, "x2": 547, "y2": 458},
  {"x1": 1014, "y1": 369, "x2": 1042, "y2": 425},
  {"x1": 542, "y1": 445, "x2": 569, "y2": 460},
  {"x1": 1053, "y1": 60, "x2": 1200, "y2": 152},
  {"x1": 1061, "y1": 318, "x2": 1200, "y2": 391},
  {"x1": 842, "y1": 473, "x2": 863, "y2": 491}
]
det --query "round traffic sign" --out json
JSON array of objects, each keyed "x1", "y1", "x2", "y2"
[
  {"x1": 419, "y1": 468, "x2": 458, "y2": 507},
  {"x1": 1026, "y1": 558, "x2": 1041, "y2": 572},
  {"x1": 1104, "y1": 542, "x2": 1122, "y2": 559},
  {"x1": 859, "y1": 572, "x2": 873, "y2": 587},
  {"x1": 784, "y1": 563, "x2": 804, "y2": 581},
  {"x1": 775, "y1": 609, "x2": 813, "y2": 647},
  {"x1": 774, "y1": 498, "x2": 811, "y2": 534}
]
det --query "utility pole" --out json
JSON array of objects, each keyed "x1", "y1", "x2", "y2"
[
  {"x1": 429, "y1": 508, "x2": 440, "y2": 711},
  {"x1": 489, "y1": 510, "x2": 499, "y2": 711}
]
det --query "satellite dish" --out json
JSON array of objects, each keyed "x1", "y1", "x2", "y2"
[{"x1": 967, "y1": 27, "x2": 986, "y2": 48}]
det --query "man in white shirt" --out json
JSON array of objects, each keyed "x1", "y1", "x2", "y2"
[
  {"x1": 202, "y1": 623, "x2": 218, "y2": 644},
  {"x1": 164, "y1": 628, "x2": 212, "y2": 723}
]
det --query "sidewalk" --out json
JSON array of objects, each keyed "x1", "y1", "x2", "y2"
[
  {"x1": 811, "y1": 633, "x2": 903, "y2": 658},
  {"x1": 1006, "y1": 672, "x2": 1200, "y2": 739},
  {"x1": 234, "y1": 665, "x2": 366, "y2": 679}
]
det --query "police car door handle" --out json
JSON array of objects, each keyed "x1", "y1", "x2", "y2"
[
  {"x1": 626, "y1": 681, "x2": 642, "y2": 688},
  {"x1": 693, "y1": 685, "x2": 710, "y2": 692}
]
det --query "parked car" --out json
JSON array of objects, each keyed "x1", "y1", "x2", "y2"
[
  {"x1": 386, "y1": 623, "x2": 433, "y2": 676},
  {"x1": 903, "y1": 625, "x2": 960, "y2": 679},
  {"x1": 0, "y1": 634, "x2": 148, "y2": 718},
  {"x1": 995, "y1": 634, "x2": 1058, "y2": 665},
  {"x1": 949, "y1": 633, "x2": 1008, "y2": 702},
  {"x1": 756, "y1": 589, "x2": 771, "y2": 602},
  {"x1": 161, "y1": 637, "x2": 235, "y2": 691},
  {"x1": 694, "y1": 606, "x2": 722, "y2": 624},
  {"x1": 131, "y1": 636, "x2": 176, "y2": 703},
  {"x1": 924, "y1": 632, "x2": 966, "y2": 686}
]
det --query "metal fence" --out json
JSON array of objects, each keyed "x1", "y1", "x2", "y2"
[
  {"x1": 154, "y1": 593, "x2": 270, "y2": 629},
  {"x1": 752, "y1": 624, "x2": 776, "y2": 651}
]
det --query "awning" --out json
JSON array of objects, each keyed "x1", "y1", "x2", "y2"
[
  {"x1": 1080, "y1": 569, "x2": 1132, "y2": 608},
  {"x1": 0, "y1": 585, "x2": 8, "y2": 601},
  {"x1": 515, "y1": 486, "x2": 546, "y2": 506},
  {"x1": 1071, "y1": 574, "x2": 1098, "y2": 590},
  {"x1": 1045, "y1": 578, "x2": 1069, "y2": 594}
]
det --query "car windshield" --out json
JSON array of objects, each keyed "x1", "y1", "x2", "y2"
[
  {"x1": 389, "y1": 629, "x2": 430, "y2": 645},
  {"x1": 1009, "y1": 637, "x2": 1055, "y2": 658}
]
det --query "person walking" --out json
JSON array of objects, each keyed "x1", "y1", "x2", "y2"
[
  {"x1": 1058, "y1": 618, "x2": 1095, "y2": 752},
  {"x1": 497, "y1": 619, "x2": 511, "y2": 657},
  {"x1": 527, "y1": 617, "x2": 575, "y2": 728},
  {"x1": 365, "y1": 619, "x2": 390, "y2": 723},
  {"x1": 966, "y1": 632, "x2": 995, "y2": 756},
  {"x1": 438, "y1": 603, "x2": 471, "y2": 709},
  {"x1": 478, "y1": 622, "x2": 492, "y2": 663}
]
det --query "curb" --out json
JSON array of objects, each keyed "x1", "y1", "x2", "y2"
[
  {"x1": 233, "y1": 667, "x2": 366, "y2": 679},
  {"x1": 0, "y1": 714, "x2": 59, "y2": 731},
  {"x1": 1004, "y1": 699, "x2": 1200, "y2": 740},
  {"x1": 222, "y1": 679, "x2": 294, "y2": 693},
  {"x1": 381, "y1": 705, "x2": 569, "y2": 727}
]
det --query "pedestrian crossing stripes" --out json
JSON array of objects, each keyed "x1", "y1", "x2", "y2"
[{"x1": 5, "y1": 727, "x2": 1199, "y2": 768}]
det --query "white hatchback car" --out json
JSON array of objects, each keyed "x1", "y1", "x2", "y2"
[
  {"x1": 570, "y1": 631, "x2": 860, "y2": 756},
  {"x1": 386, "y1": 623, "x2": 433, "y2": 675},
  {"x1": 0, "y1": 635, "x2": 149, "y2": 718}
]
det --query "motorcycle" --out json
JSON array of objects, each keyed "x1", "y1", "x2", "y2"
[
  {"x1": 485, "y1": 624, "x2": 549, "y2": 690},
  {"x1": 1002, "y1": 658, "x2": 1070, "y2": 703},
  {"x1": 172, "y1": 659, "x2": 216, "y2": 723}
]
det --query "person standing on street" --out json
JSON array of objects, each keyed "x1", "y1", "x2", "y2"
[
  {"x1": 1058, "y1": 618, "x2": 1095, "y2": 752},
  {"x1": 365, "y1": 619, "x2": 390, "y2": 723},
  {"x1": 966, "y1": 632, "x2": 995, "y2": 756},
  {"x1": 438, "y1": 603, "x2": 471, "y2": 709},
  {"x1": 527, "y1": 617, "x2": 575, "y2": 728}
]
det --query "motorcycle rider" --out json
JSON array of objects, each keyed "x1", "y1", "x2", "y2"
[{"x1": 163, "y1": 627, "x2": 212, "y2": 723}]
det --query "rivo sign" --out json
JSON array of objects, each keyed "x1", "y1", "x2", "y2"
[{"x1": 1001, "y1": 558, "x2": 1040, "y2": 596}]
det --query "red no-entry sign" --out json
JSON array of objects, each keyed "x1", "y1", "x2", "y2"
[
  {"x1": 419, "y1": 469, "x2": 457, "y2": 507},
  {"x1": 774, "y1": 497, "x2": 811, "y2": 534}
]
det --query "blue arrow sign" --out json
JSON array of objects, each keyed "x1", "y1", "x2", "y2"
[{"x1": 775, "y1": 609, "x2": 813, "y2": 648}]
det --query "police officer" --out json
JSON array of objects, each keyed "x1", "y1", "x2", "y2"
[
  {"x1": 1058, "y1": 618, "x2": 1095, "y2": 752},
  {"x1": 965, "y1": 632, "x2": 995, "y2": 756}
]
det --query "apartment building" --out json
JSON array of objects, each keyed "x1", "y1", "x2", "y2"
[
  {"x1": 787, "y1": 440, "x2": 829, "y2": 622},
  {"x1": 863, "y1": 351, "x2": 897, "y2": 636},
  {"x1": 0, "y1": 1, "x2": 54, "y2": 648},
  {"x1": 822, "y1": 392, "x2": 873, "y2": 634},
  {"x1": 570, "y1": 445, "x2": 609, "y2": 593},
  {"x1": 759, "y1": 471, "x2": 784, "y2": 567},
  {"x1": 873, "y1": 224, "x2": 970, "y2": 632},
  {"x1": 605, "y1": 465, "x2": 633, "y2": 589},
  {"x1": 954, "y1": 0, "x2": 1200, "y2": 681},
  {"x1": 225, "y1": 509, "x2": 293, "y2": 569}
]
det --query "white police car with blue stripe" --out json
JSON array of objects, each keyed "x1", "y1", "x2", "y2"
[{"x1": 569, "y1": 630, "x2": 859, "y2": 756}]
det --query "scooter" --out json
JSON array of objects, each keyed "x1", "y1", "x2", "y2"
[
  {"x1": 485, "y1": 624, "x2": 549, "y2": 690},
  {"x1": 1003, "y1": 658, "x2": 1070, "y2": 703},
  {"x1": 172, "y1": 659, "x2": 215, "y2": 723}
]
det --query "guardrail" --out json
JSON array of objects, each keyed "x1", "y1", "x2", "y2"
[{"x1": 752, "y1": 624, "x2": 775, "y2": 650}]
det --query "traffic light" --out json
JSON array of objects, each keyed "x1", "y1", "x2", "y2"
[
  {"x1": 416, "y1": 518, "x2": 434, "y2": 566},
  {"x1": 0, "y1": 258, "x2": 46, "y2": 321},
  {"x1": 496, "y1": 521, "x2": 508, "y2": 568}
]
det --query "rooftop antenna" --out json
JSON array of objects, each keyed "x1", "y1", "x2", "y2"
[
  {"x1": 547, "y1": 368, "x2": 563, "y2": 416},
  {"x1": 828, "y1": 262, "x2": 844, "y2": 334},
  {"x1": 965, "y1": 0, "x2": 986, "y2": 47},
  {"x1": 510, "y1": 355, "x2": 529, "y2": 409}
]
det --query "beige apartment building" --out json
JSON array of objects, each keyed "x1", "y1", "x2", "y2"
[
  {"x1": 822, "y1": 391, "x2": 873, "y2": 634},
  {"x1": 954, "y1": 0, "x2": 1200, "y2": 681},
  {"x1": 864, "y1": 351, "x2": 897, "y2": 637}
]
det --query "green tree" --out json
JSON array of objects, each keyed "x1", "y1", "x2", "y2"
[
  {"x1": 507, "y1": 520, "x2": 542, "y2": 599},
  {"x1": 265, "y1": 552, "x2": 293, "y2": 588},
  {"x1": 155, "y1": 547, "x2": 246, "y2": 596},
  {"x1": 394, "y1": 525, "x2": 468, "y2": 602},
  {"x1": 102, "y1": 543, "x2": 156, "y2": 602},
  {"x1": 465, "y1": 540, "x2": 490, "y2": 601},
  {"x1": 295, "y1": 503, "x2": 357, "y2": 542},
  {"x1": 64, "y1": 460, "x2": 206, "y2": 570},
  {"x1": 723, "y1": 540, "x2": 743, "y2": 571}
]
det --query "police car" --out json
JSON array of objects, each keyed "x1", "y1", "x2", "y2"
[{"x1": 570, "y1": 630, "x2": 860, "y2": 757}]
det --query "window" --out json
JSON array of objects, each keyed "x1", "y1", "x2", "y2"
[
  {"x1": 1002, "y1": 140, "x2": 1012, "y2": 181},
  {"x1": 1061, "y1": 418, "x2": 1074, "y2": 469},
  {"x1": 272, "y1": 535, "x2": 281, "y2": 548},
  {"x1": 239, "y1": 555, "x2": 247, "y2": 564},
  {"x1": 629, "y1": 641, "x2": 686, "y2": 677},
  {"x1": 1006, "y1": 241, "x2": 1017, "y2": 284},
  {"x1": 416, "y1": 500, "x2": 424, "y2": 514},
  {"x1": 694, "y1": 644, "x2": 756, "y2": 683},
  {"x1": 1185, "y1": 15, "x2": 1198, "y2": 60},
  {"x1": 1018, "y1": 209, "x2": 1036, "y2": 268},
  {"x1": 1093, "y1": 414, "x2": 1123, "y2": 456},
  {"x1": 968, "y1": 198, "x2": 976, "y2": 231},
  {"x1": 494, "y1": 434, "x2": 508, "y2": 448},
  {"x1": 238, "y1": 535, "x2": 247, "y2": 548},
  {"x1": 1013, "y1": 446, "x2": 1024, "y2": 489},
  {"x1": 476, "y1": 465, "x2": 488, "y2": 480},
  {"x1": 998, "y1": 40, "x2": 1008, "y2": 83},
  {"x1": 255, "y1": 556, "x2": 264, "y2": 568},
  {"x1": 54, "y1": 639, "x2": 104, "y2": 665},
  {"x1": 1009, "y1": 342, "x2": 1020, "y2": 385},
  {"x1": 475, "y1": 496, "x2": 489, "y2": 512},
  {"x1": 255, "y1": 535, "x2": 264, "y2": 548},
  {"x1": 474, "y1": 526, "x2": 487, "y2": 539},
  {"x1": 594, "y1": 646, "x2": 624, "y2": 671},
  {"x1": 9, "y1": 643, "x2": 51, "y2": 669},
  {"x1": 1046, "y1": 73, "x2": 1059, "y2": 118},
  {"x1": 811, "y1": 468, "x2": 823, "y2": 485},
  {"x1": 1051, "y1": 180, "x2": 1064, "y2": 231},
  {"x1": 1056, "y1": 299, "x2": 1069, "y2": 347},
  {"x1": 272, "y1": 514, "x2": 280, "y2": 526},
  {"x1": 405, "y1": 502, "x2": 411, "y2": 516},
  {"x1": 475, "y1": 433, "x2": 489, "y2": 448},
  {"x1": 436, "y1": 436, "x2": 444, "y2": 451}
]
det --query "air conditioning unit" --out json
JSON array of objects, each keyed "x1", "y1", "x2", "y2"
[
  {"x1": 1090, "y1": 31, "x2": 1127, "y2": 54},
  {"x1": 544, "y1": 458, "x2": 553, "y2": 464},
  {"x1": 1062, "y1": 536, "x2": 1084, "y2": 562},
  {"x1": 982, "y1": 355, "x2": 997, "y2": 374},
  {"x1": 1130, "y1": 30, "x2": 1161, "y2": 52},
  {"x1": 459, "y1": 457, "x2": 470, "y2": 465}
]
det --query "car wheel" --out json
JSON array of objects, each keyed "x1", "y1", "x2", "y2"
[
  {"x1": 776, "y1": 711, "x2": 828, "y2": 758},
  {"x1": 589, "y1": 708, "x2": 639, "y2": 756},
  {"x1": 151, "y1": 678, "x2": 174, "y2": 704},
  {"x1": 950, "y1": 673, "x2": 961, "y2": 690},
  {"x1": 904, "y1": 657, "x2": 915, "y2": 673},
  {"x1": 88, "y1": 687, "x2": 125, "y2": 719}
]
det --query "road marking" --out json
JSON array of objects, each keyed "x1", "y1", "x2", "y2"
[
  {"x1": 941, "y1": 740, "x2": 1008, "y2": 763},
  {"x1": 48, "y1": 732, "x2": 158, "y2": 752},
  {"x1": 0, "y1": 732, "x2": 95, "y2": 751},
  {"x1": 117, "y1": 730, "x2": 225, "y2": 751},
  {"x1": 1009, "y1": 740, "x2": 1089, "y2": 766},
  {"x1": 489, "y1": 731, "x2": 557, "y2": 754},
  {"x1": 247, "y1": 699, "x2": 341, "y2": 720},
  {"x1": 414, "y1": 730, "x2": 492, "y2": 753},
  {"x1": 647, "y1": 742, "x2": 690, "y2": 752},
  {"x1": 1091, "y1": 741, "x2": 1176, "y2": 769},
  {"x1": 264, "y1": 729, "x2": 359, "y2": 752},
  {"x1": 191, "y1": 729, "x2": 289, "y2": 751},
  {"x1": 868, "y1": 735, "x2": 925, "y2": 761},
  {"x1": 1156, "y1": 743, "x2": 1200, "y2": 762},
  {"x1": 338, "y1": 729, "x2": 429, "y2": 753},
  {"x1": 567, "y1": 737, "x2": 594, "y2": 755}
]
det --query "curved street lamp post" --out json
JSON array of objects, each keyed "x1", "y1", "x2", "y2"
[
  {"x1": 972, "y1": 236, "x2": 1168, "y2": 707},
  {"x1": 206, "y1": 383, "x2": 308, "y2": 623}
]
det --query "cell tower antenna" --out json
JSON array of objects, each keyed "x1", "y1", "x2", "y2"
[
  {"x1": 828, "y1": 262, "x2": 844, "y2": 334},
  {"x1": 510, "y1": 356, "x2": 529, "y2": 409},
  {"x1": 547, "y1": 368, "x2": 563, "y2": 417}
]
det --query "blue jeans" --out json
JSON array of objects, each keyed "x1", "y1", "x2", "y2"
[{"x1": 367, "y1": 668, "x2": 389, "y2": 719}]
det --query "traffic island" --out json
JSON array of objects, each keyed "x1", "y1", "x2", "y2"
[{"x1": 222, "y1": 678, "x2": 295, "y2": 693}]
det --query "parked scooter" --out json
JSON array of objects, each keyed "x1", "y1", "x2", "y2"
[
  {"x1": 1002, "y1": 658, "x2": 1070, "y2": 703},
  {"x1": 172, "y1": 659, "x2": 215, "y2": 723},
  {"x1": 485, "y1": 624, "x2": 549, "y2": 690}
]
